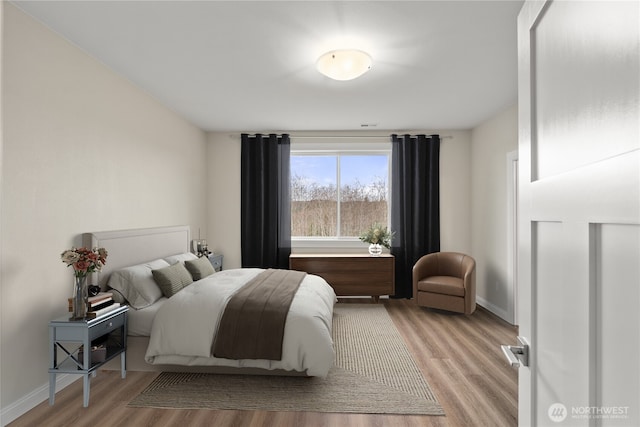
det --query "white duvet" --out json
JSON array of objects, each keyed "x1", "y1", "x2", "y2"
[{"x1": 145, "y1": 268, "x2": 337, "y2": 377}]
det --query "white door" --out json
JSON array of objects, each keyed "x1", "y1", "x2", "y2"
[{"x1": 513, "y1": 1, "x2": 640, "y2": 426}]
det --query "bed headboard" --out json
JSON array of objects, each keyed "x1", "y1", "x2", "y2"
[{"x1": 82, "y1": 225, "x2": 191, "y2": 289}]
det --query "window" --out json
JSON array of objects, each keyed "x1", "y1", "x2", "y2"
[{"x1": 291, "y1": 141, "x2": 390, "y2": 241}]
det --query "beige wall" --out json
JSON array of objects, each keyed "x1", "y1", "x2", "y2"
[
  {"x1": 207, "y1": 130, "x2": 472, "y2": 269},
  {"x1": 440, "y1": 131, "x2": 472, "y2": 254},
  {"x1": 206, "y1": 133, "x2": 242, "y2": 268},
  {"x1": 1, "y1": 4, "x2": 207, "y2": 413},
  {"x1": 470, "y1": 104, "x2": 518, "y2": 322}
]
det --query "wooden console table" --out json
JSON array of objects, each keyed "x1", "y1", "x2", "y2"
[{"x1": 289, "y1": 254, "x2": 395, "y2": 302}]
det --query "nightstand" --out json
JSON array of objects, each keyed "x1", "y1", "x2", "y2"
[
  {"x1": 208, "y1": 253, "x2": 224, "y2": 272},
  {"x1": 48, "y1": 305, "x2": 128, "y2": 407}
]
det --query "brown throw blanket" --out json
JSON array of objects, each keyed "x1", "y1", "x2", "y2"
[{"x1": 212, "y1": 269, "x2": 307, "y2": 360}]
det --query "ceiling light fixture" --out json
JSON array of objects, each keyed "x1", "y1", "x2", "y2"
[{"x1": 316, "y1": 49, "x2": 372, "y2": 81}]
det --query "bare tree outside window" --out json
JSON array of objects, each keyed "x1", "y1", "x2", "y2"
[{"x1": 291, "y1": 154, "x2": 389, "y2": 238}]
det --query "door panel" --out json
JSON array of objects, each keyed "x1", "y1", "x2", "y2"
[
  {"x1": 533, "y1": 0, "x2": 639, "y2": 180},
  {"x1": 534, "y1": 221, "x2": 591, "y2": 424},
  {"x1": 597, "y1": 224, "x2": 640, "y2": 416}
]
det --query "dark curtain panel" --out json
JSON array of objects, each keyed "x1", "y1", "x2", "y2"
[
  {"x1": 241, "y1": 133, "x2": 291, "y2": 269},
  {"x1": 390, "y1": 134, "x2": 440, "y2": 298}
]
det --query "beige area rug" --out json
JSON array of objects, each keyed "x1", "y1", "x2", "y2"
[{"x1": 128, "y1": 304, "x2": 444, "y2": 415}]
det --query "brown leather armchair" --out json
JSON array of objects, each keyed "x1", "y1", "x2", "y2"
[{"x1": 412, "y1": 252, "x2": 476, "y2": 314}]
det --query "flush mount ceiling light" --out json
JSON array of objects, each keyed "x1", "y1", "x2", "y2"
[{"x1": 316, "y1": 49, "x2": 372, "y2": 81}]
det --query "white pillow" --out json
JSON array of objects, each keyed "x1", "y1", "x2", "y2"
[
  {"x1": 163, "y1": 252, "x2": 198, "y2": 265},
  {"x1": 107, "y1": 259, "x2": 169, "y2": 309}
]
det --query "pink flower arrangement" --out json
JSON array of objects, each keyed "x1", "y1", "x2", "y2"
[{"x1": 61, "y1": 247, "x2": 108, "y2": 278}]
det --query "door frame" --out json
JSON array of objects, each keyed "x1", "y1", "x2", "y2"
[{"x1": 506, "y1": 150, "x2": 518, "y2": 326}]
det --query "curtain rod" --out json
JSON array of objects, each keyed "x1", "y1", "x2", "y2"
[{"x1": 243, "y1": 134, "x2": 452, "y2": 140}]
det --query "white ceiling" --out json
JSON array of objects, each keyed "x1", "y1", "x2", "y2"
[{"x1": 13, "y1": 0, "x2": 524, "y2": 132}]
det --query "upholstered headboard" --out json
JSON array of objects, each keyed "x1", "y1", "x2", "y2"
[{"x1": 82, "y1": 225, "x2": 191, "y2": 289}]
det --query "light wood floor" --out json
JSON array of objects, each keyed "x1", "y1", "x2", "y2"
[{"x1": 10, "y1": 299, "x2": 518, "y2": 427}]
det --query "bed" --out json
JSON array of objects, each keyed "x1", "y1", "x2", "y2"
[{"x1": 82, "y1": 225, "x2": 337, "y2": 377}]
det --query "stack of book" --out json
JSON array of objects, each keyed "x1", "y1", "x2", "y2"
[{"x1": 68, "y1": 292, "x2": 121, "y2": 318}]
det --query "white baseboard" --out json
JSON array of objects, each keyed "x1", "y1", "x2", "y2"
[
  {"x1": 1, "y1": 374, "x2": 79, "y2": 426},
  {"x1": 476, "y1": 296, "x2": 514, "y2": 325}
]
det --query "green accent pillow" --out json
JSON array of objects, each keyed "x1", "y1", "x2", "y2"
[
  {"x1": 185, "y1": 255, "x2": 216, "y2": 281},
  {"x1": 152, "y1": 262, "x2": 193, "y2": 298}
]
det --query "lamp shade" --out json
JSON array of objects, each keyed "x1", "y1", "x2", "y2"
[{"x1": 316, "y1": 49, "x2": 372, "y2": 81}]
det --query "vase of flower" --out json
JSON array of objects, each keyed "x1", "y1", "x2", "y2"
[
  {"x1": 72, "y1": 275, "x2": 88, "y2": 320},
  {"x1": 368, "y1": 243, "x2": 383, "y2": 256},
  {"x1": 61, "y1": 246, "x2": 108, "y2": 320},
  {"x1": 359, "y1": 223, "x2": 394, "y2": 256}
]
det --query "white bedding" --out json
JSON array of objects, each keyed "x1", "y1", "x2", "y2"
[
  {"x1": 127, "y1": 297, "x2": 167, "y2": 336},
  {"x1": 144, "y1": 268, "x2": 337, "y2": 377}
]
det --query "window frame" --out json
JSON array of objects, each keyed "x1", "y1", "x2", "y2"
[{"x1": 290, "y1": 139, "x2": 392, "y2": 250}]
